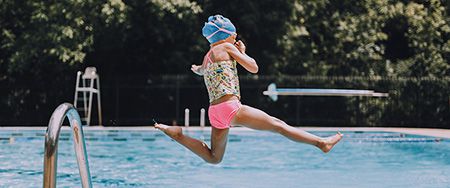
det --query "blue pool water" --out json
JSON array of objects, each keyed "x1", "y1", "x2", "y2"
[{"x1": 0, "y1": 129, "x2": 449, "y2": 188}]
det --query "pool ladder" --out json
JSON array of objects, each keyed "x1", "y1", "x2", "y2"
[{"x1": 43, "y1": 103, "x2": 92, "y2": 188}]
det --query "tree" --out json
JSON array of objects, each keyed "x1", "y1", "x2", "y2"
[{"x1": 0, "y1": 0, "x2": 126, "y2": 124}]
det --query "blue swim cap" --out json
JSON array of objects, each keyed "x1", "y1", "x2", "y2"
[{"x1": 202, "y1": 15, "x2": 236, "y2": 44}]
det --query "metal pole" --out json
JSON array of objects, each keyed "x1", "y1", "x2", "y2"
[
  {"x1": 87, "y1": 78, "x2": 95, "y2": 126},
  {"x1": 200, "y1": 108, "x2": 205, "y2": 127},
  {"x1": 96, "y1": 77, "x2": 102, "y2": 126},
  {"x1": 82, "y1": 79, "x2": 88, "y2": 117},
  {"x1": 74, "y1": 71, "x2": 82, "y2": 108},
  {"x1": 184, "y1": 108, "x2": 190, "y2": 127},
  {"x1": 43, "y1": 103, "x2": 92, "y2": 188}
]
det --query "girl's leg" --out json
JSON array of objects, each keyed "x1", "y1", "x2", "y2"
[
  {"x1": 232, "y1": 105, "x2": 342, "y2": 153},
  {"x1": 155, "y1": 124, "x2": 229, "y2": 164}
]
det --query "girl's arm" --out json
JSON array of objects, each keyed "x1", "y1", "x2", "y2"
[
  {"x1": 225, "y1": 41, "x2": 258, "y2": 73},
  {"x1": 191, "y1": 56, "x2": 208, "y2": 76}
]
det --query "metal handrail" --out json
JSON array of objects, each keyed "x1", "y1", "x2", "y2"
[{"x1": 43, "y1": 103, "x2": 92, "y2": 188}]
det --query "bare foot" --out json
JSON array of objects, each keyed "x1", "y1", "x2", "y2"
[
  {"x1": 154, "y1": 123, "x2": 183, "y2": 140},
  {"x1": 318, "y1": 132, "x2": 343, "y2": 153}
]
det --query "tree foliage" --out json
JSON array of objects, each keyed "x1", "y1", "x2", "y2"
[
  {"x1": 0, "y1": 0, "x2": 126, "y2": 122},
  {"x1": 278, "y1": 0, "x2": 450, "y2": 77},
  {"x1": 0, "y1": 0, "x2": 449, "y2": 126}
]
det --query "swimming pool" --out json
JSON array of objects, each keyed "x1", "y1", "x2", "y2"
[{"x1": 1, "y1": 129, "x2": 449, "y2": 187}]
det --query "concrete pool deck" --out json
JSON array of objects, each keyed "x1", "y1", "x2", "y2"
[{"x1": 1, "y1": 126, "x2": 449, "y2": 139}]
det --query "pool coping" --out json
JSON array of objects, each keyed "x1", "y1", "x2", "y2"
[{"x1": 1, "y1": 126, "x2": 449, "y2": 139}]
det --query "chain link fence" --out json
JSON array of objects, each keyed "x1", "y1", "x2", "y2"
[{"x1": 1, "y1": 75, "x2": 449, "y2": 127}]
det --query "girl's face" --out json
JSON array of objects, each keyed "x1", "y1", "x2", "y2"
[{"x1": 225, "y1": 34, "x2": 237, "y2": 44}]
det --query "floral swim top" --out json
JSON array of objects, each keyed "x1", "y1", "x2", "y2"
[{"x1": 202, "y1": 49, "x2": 241, "y2": 103}]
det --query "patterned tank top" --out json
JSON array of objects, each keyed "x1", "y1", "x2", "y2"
[{"x1": 202, "y1": 48, "x2": 241, "y2": 103}]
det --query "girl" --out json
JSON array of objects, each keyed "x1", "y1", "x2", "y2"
[{"x1": 155, "y1": 15, "x2": 342, "y2": 164}]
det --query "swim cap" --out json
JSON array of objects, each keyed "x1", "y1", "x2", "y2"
[{"x1": 202, "y1": 15, "x2": 236, "y2": 44}]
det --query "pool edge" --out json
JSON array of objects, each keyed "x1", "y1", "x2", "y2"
[{"x1": 1, "y1": 126, "x2": 449, "y2": 139}]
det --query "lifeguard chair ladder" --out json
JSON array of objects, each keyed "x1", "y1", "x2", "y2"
[{"x1": 74, "y1": 67, "x2": 102, "y2": 126}]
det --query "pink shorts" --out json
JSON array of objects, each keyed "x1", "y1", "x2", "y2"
[{"x1": 208, "y1": 100, "x2": 242, "y2": 129}]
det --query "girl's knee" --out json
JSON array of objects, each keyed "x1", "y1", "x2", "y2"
[{"x1": 205, "y1": 156, "x2": 223, "y2": 164}]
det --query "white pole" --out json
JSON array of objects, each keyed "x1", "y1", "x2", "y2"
[
  {"x1": 200, "y1": 108, "x2": 205, "y2": 127},
  {"x1": 184, "y1": 108, "x2": 190, "y2": 127}
]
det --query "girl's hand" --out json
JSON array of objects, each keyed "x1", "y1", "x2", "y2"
[
  {"x1": 191, "y1": 64, "x2": 203, "y2": 76},
  {"x1": 234, "y1": 40, "x2": 246, "y2": 54}
]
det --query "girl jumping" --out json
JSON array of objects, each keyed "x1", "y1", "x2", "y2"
[{"x1": 155, "y1": 15, "x2": 342, "y2": 164}]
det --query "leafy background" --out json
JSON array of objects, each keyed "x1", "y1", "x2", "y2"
[{"x1": 0, "y1": 0, "x2": 449, "y2": 127}]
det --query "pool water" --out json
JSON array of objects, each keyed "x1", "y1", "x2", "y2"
[{"x1": 1, "y1": 129, "x2": 449, "y2": 188}]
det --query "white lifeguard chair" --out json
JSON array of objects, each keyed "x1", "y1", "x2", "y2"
[{"x1": 74, "y1": 67, "x2": 102, "y2": 126}]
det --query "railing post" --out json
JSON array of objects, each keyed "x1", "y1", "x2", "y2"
[
  {"x1": 43, "y1": 103, "x2": 92, "y2": 188},
  {"x1": 184, "y1": 108, "x2": 190, "y2": 127},
  {"x1": 200, "y1": 108, "x2": 205, "y2": 128}
]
